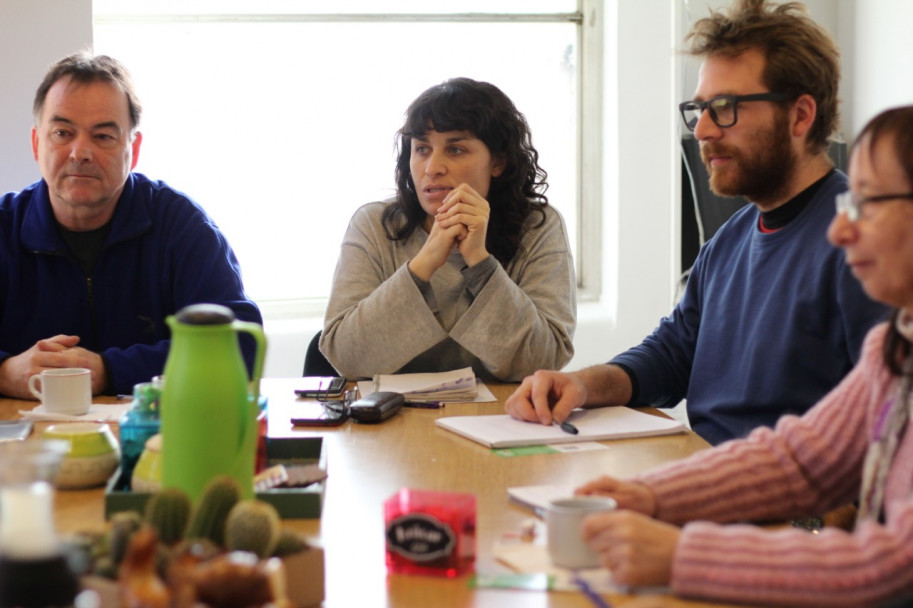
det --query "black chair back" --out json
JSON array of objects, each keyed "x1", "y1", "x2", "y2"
[
  {"x1": 680, "y1": 135, "x2": 849, "y2": 275},
  {"x1": 303, "y1": 330, "x2": 339, "y2": 377}
]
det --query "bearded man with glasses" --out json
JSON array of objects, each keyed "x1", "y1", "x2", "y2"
[{"x1": 507, "y1": 0, "x2": 887, "y2": 447}]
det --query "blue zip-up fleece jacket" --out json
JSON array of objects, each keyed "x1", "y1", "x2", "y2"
[{"x1": 0, "y1": 173, "x2": 262, "y2": 395}]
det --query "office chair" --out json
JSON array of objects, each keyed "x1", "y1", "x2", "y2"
[{"x1": 303, "y1": 330, "x2": 340, "y2": 377}]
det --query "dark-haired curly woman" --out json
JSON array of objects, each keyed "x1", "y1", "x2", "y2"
[{"x1": 321, "y1": 77, "x2": 576, "y2": 381}]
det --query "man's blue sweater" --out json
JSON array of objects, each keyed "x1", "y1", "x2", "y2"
[
  {"x1": 0, "y1": 173, "x2": 262, "y2": 395},
  {"x1": 612, "y1": 171, "x2": 888, "y2": 445}
]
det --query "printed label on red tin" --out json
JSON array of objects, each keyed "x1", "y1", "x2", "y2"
[{"x1": 386, "y1": 513, "x2": 456, "y2": 562}]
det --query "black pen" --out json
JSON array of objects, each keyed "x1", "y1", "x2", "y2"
[
  {"x1": 404, "y1": 401, "x2": 445, "y2": 409},
  {"x1": 553, "y1": 419, "x2": 579, "y2": 435}
]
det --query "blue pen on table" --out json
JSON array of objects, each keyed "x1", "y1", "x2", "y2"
[
  {"x1": 404, "y1": 401, "x2": 445, "y2": 409},
  {"x1": 553, "y1": 419, "x2": 579, "y2": 435}
]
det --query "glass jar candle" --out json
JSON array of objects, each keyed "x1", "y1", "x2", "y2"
[{"x1": 0, "y1": 440, "x2": 80, "y2": 607}]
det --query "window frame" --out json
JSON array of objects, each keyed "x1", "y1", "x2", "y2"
[{"x1": 93, "y1": 1, "x2": 603, "y2": 319}]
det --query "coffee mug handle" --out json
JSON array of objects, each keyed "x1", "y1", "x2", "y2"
[{"x1": 28, "y1": 374, "x2": 43, "y2": 400}]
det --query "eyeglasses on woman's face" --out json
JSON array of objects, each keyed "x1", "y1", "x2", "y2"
[
  {"x1": 678, "y1": 92, "x2": 791, "y2": 131},
  {"x1": 835, "y1": 191, "x2": 913, "y2": 222}
]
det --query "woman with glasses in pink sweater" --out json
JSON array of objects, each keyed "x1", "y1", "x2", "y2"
[{"x1": 577, "y1": 105, "x2": 913, "y2": 607}]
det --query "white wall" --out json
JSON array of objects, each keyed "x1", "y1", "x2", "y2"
[
  {"x1": 1, "y1": 1, "x2": 912, "y2": 378},
  {"x1": 851, "y1": 0, "x2": 913, "y2": 136},
  {"x1": 0, "y1": 0, "x2": 93, "y2": 192},
  {"x1": 571, "y1": 0, "x2": 679, "y2": 371}
]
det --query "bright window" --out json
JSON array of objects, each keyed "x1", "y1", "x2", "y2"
[{"x1": 93, "y1": 1, "x2": 595, "y2": 317}]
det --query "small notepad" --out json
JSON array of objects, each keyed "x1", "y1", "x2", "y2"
[{"x1": 435, "y1": 406, "x2": 686, "y2": 449}]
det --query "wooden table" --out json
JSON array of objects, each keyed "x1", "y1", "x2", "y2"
[{"x1": 2, "y1": 379, "x2": 750, "y2": 608}]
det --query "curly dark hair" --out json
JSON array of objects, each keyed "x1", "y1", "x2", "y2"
[
  {"x1": 382, "y1": 77, "x2": 549, "y2": 267},
  {"x1": 684, "y1": 0, "x2": 840, "y2": 154},
  {"x1": 856, "y1": 106, "x2": 913, "y2": 375}
]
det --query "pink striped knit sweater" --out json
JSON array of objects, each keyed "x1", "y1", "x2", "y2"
[{"x1": 635, "y1": 322, "x2": 913, "y2": 606}]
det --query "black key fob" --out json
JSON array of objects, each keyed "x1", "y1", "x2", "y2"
[{"x1": 349, "y1": 391, "x2": 404, "y2": 423}]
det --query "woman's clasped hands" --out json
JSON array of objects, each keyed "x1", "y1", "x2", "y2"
[
  {"x1": 434, "y1": 183, "x2": 491, "y2": 266},
  {"x1": 411, "y1": 183, "x2": 491, "y2": 280}
]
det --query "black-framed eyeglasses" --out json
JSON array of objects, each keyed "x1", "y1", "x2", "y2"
[
  {"x1": 678, "y1": 92, "x2": 792, "y2": 131},
  {"x1": 835, "y1": 191, "x2": 913, "y2": 222}
]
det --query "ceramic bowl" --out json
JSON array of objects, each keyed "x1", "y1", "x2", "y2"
[
  {"x1": 131, "y1": 433, "x2": 162, "y2": 493},
  {"x1": 43, "y1": 422, "x2": 120, "y2": 490}
]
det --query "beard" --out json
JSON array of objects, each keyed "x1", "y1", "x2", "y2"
[{"x1": 700, "y1": 110, "x2": 797, "y2": 205}]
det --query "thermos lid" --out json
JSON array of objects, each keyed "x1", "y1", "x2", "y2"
[{"x1": 175, "y1": 303, "x2": 236, "y2": 325}]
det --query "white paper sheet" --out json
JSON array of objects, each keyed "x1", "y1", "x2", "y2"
[
  {"x1": 507, "y1": 484, "x2": 578, "y2": 516},
  {"x1": 493, "y1": 541, "x2": 618, "y2": 593},
  {"x1": 19, "y1": 402, "x2": 131, "y2": 422}
]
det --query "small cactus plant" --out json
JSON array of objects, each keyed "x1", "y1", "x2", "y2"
[
  {"x1": 270, "y1": 528, "x2": 308, "y2": 557},
  {"x1": 143, "y1": 487, "x2": 192, "y2": 545},
  {"x1": 224, "y1": 500, "x2": 281, "y2": 558},
  {"x1": 186, "y1": 475, "x2": 242, "y2": 546},
  {"x1": 92, "y1": 555, "x2": 118, "y2": 580},
  {"x1": 107, "y1": 510, "x2": 143, "y2": 565}
]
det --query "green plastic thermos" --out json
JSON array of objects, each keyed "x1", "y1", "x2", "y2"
[{"x1": 160, "y1": 304, "x2": 266, "y2": 502}]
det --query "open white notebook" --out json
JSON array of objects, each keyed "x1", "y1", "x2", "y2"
[{"x1": 435, "y1": 406, "x2": 686, "y2": 448}]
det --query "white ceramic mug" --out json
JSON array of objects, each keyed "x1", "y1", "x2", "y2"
[
  {"x1": 28, "y1": 368, "x2": 92, "y2": 415},
  {"x1": 546, "y1": 496, "x2": 617, "y2": 569}
]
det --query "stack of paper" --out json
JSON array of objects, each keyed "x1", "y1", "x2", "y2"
[{"x1": 372, "y1": 367, "x2": 478, "y2": 402}]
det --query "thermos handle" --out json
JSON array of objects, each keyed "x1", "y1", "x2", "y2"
[
  {"x1": 232, "y1": 320, "x2": 267, "y2": 483},
  {"x1": 233, "y1": 320, "x2": 266, "y2": 403}
]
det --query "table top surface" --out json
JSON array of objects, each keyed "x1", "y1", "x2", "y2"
[{"x1": 2, "y1": 379, "x2": 751, "y2": 608}]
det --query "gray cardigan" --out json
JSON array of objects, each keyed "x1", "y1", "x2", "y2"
[{"x1": 321, "y1": 201, "x2": 576, "y2": 381}]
